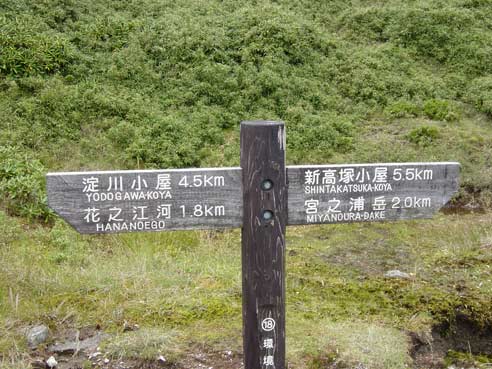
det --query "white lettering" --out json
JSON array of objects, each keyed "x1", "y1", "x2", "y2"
[
  {"x1": 303, "y1": 183, "x2": 393, "y2": 195},
  {"x1": 306, "y1": 211, "x2": 386, "y2": 224},
  {"x1": 96, "y1": 221, "x2": 166, "y2": 232}
]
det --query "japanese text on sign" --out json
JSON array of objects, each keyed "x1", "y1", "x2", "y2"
[
  {"x1": 47, "y1": 168, "x2": 243, "y2": 234},
  {"x1": 287, "y1": 163, "x2": 460, "y2": 225}
]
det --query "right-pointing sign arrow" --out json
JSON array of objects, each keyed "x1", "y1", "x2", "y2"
[{"x1": 287, "y1": 162, "x2": 460, "y2": 225}]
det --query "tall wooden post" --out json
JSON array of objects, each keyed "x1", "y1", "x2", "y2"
[{"x1": 240, "y1": 121, "x2": 287, "y2": 369}]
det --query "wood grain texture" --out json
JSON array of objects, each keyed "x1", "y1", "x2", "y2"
[
  {"x1": 47, "y1": 163, "x2": 460, "y2": 233},
  {"x1": 47, "y1": 168, "x2": 242, "y2": 233},
  {"x1": 241, "y1": 121, "x2": 287, "y2": 369},
  {"x1": 287, "y1": 162, "x2": 460, "y2": 225}
]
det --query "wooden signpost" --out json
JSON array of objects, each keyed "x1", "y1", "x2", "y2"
[
  {"x1": 47, "y1": 168, "x2": 243, "y2": 233},
  {"x1": 47, "y1": 121, "x2": 460, "y2": 369},
  {"x1": 287, "y1": 162, "x2": 460, "y2": 225}
]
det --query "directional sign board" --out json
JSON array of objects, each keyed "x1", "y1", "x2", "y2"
[
  {"x1": 287, "y1": 162, "x2": 460, "y2": 225},
  {"x1": 46, "y1": 121, "x2": 461, "y2": 369},
  {"x1": 47, "y1": 168, "x2": 242, "y2": 233},
  {"x1": 48, "y1": 163, "x2": 460, "y2": 233}
]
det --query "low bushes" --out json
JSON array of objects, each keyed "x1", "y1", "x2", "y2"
[{"x1": 0, "y1": 146, "x2": 52, "y2": 221}]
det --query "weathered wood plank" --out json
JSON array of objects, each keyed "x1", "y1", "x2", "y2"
[
  {"x1": 47, "y1": 168, "x2": 242, "y2": 233},
  {"x1": 241, "y1": 121, "x2": 286, "y2": 369},
  {"x1": 47, "y1": 163, "x2": 460, "y2": 233},
  {"x1": 286, "y1": 162, "x2": 460, "y2": 225}
]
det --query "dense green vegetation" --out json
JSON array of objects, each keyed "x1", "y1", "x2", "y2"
[
  {"x1": 1, "y1": 0, "x2": 492, "y2": 212},
  {"x1": 1, "y1": 0, "x2": 492, "y2": 368}
]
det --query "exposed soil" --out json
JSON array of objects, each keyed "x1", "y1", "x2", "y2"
[
  {"x1": 440, "y1": 198, "x2": 487, "y2": 215},
  {"x1": 29, "y1": 312, "x2": 492, "y2": 369},
  {"x1": 30, "y1": 326, "x2": 243, "y2": 369},
  {"x1": 33, "y1": 349, "x2": 243, "y2": 369},
  {"x1": 410, "y1": 314, "x2": 492, "y2": 368}
]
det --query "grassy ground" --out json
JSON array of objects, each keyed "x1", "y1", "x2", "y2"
[{"x1": 1, "y1": 210, "x2": 491, "y2": 368}]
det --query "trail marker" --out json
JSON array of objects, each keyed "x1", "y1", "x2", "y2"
[
  {"x1": 47, "y1": 121, "x2": 460, "y2": 369},
  {"x1": 47, "y1": 168, "x2": 243, "y2": 233}
]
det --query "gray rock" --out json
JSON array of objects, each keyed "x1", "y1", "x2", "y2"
[
  {"x1": 26, "y1": 325, "x2": 50, "y2": 348},
  {"x1": 46, "y1": 356, "x2": 58, "y2": 368},
  {"x1": 48, "y1": 332, "x2": 107, "y2": 354},
  {"x1": 384, "y1": 270, "x2": 412, "y2": 279}
]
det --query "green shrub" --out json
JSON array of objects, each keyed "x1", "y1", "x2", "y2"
[
  {"x1": 467, "y1": 76, "x2": 492, "y2": 117},
  {"x1": 0, "y1": 146, "x2": 52, "y2": 221},
  {"x1": 338, "y1": 7, "x2": 397, "y2": 42},
  {"x1": 391, "y1": 9, "x2": 492, "y2": 75},
  {"x1": 0, "y1": 0, "x2": 491, "y2": 188},
  {"x1": 387, "y1": 9, "x2": 472, "y2": 61},
  {"x1": 0, "y1": 78, "x2": 84, "y2": 149},
  {"x1": 286, "y1": 108, "x2": 354, "y2": 162},
  {"x1": 0, "y1": 15, "x2": 75, "y2": 77},
  {"x1": 2, "y1": 0, "x2": 82, "y2": 31},
  {"x1": 323, "y1": 45, "x2": 445, "y2": 108},
  {"x1": 340, "y1": 7, "x2": 492, "y2": 76},
  {"x1": 406, "y1": 125, "x2": 440, "y2": 146},
  {"x1": 423, "y1": 99, "x2": 458, "y2": 121},
  {"x1": 75, "y1": 16, "x2": 141, "y2": 51},
  {"x1": 124, "y1": 111, "x2": 223, "y2": 168},
  {"x1": 386, "y1": 101, "x2": 420, "y2": 118}
]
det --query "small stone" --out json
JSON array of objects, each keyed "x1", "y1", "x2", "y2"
[
  {"x1": 89, "y1": 351, "x2": 101, "y2": 359},
  {"x1": 104, "y1": 358, "x2": 110, "y2": 364},
  {"x1": 123, "y1": 320, "x2": 140, "y2": 332},
  {"x1": 26, "y1": 325, "x2": 50, "y2": 348},
  {"x1": 384, "y1": 270, "x2": 411, "y2": 279},
  {"x1": 158, "y1": 355, "x2": 166, "y2": 362},
  {"x1": 46, "y1": 356, "x2": 58, "y2": 368},
  {"x1": 48, "y1": 332, "x2": 107, "y2": 354}
]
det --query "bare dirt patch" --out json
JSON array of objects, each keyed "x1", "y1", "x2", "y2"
[
  {"x1": 30, "y1": 326, "x2": 243, "y2": 369},
  {"x1": 410, "y1": 314, "x2": 492, "y2": 368}
]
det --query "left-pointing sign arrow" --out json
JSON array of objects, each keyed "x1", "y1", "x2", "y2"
[{"x1": 47, "y1": 167, "x2": 242, "y2": 234}]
